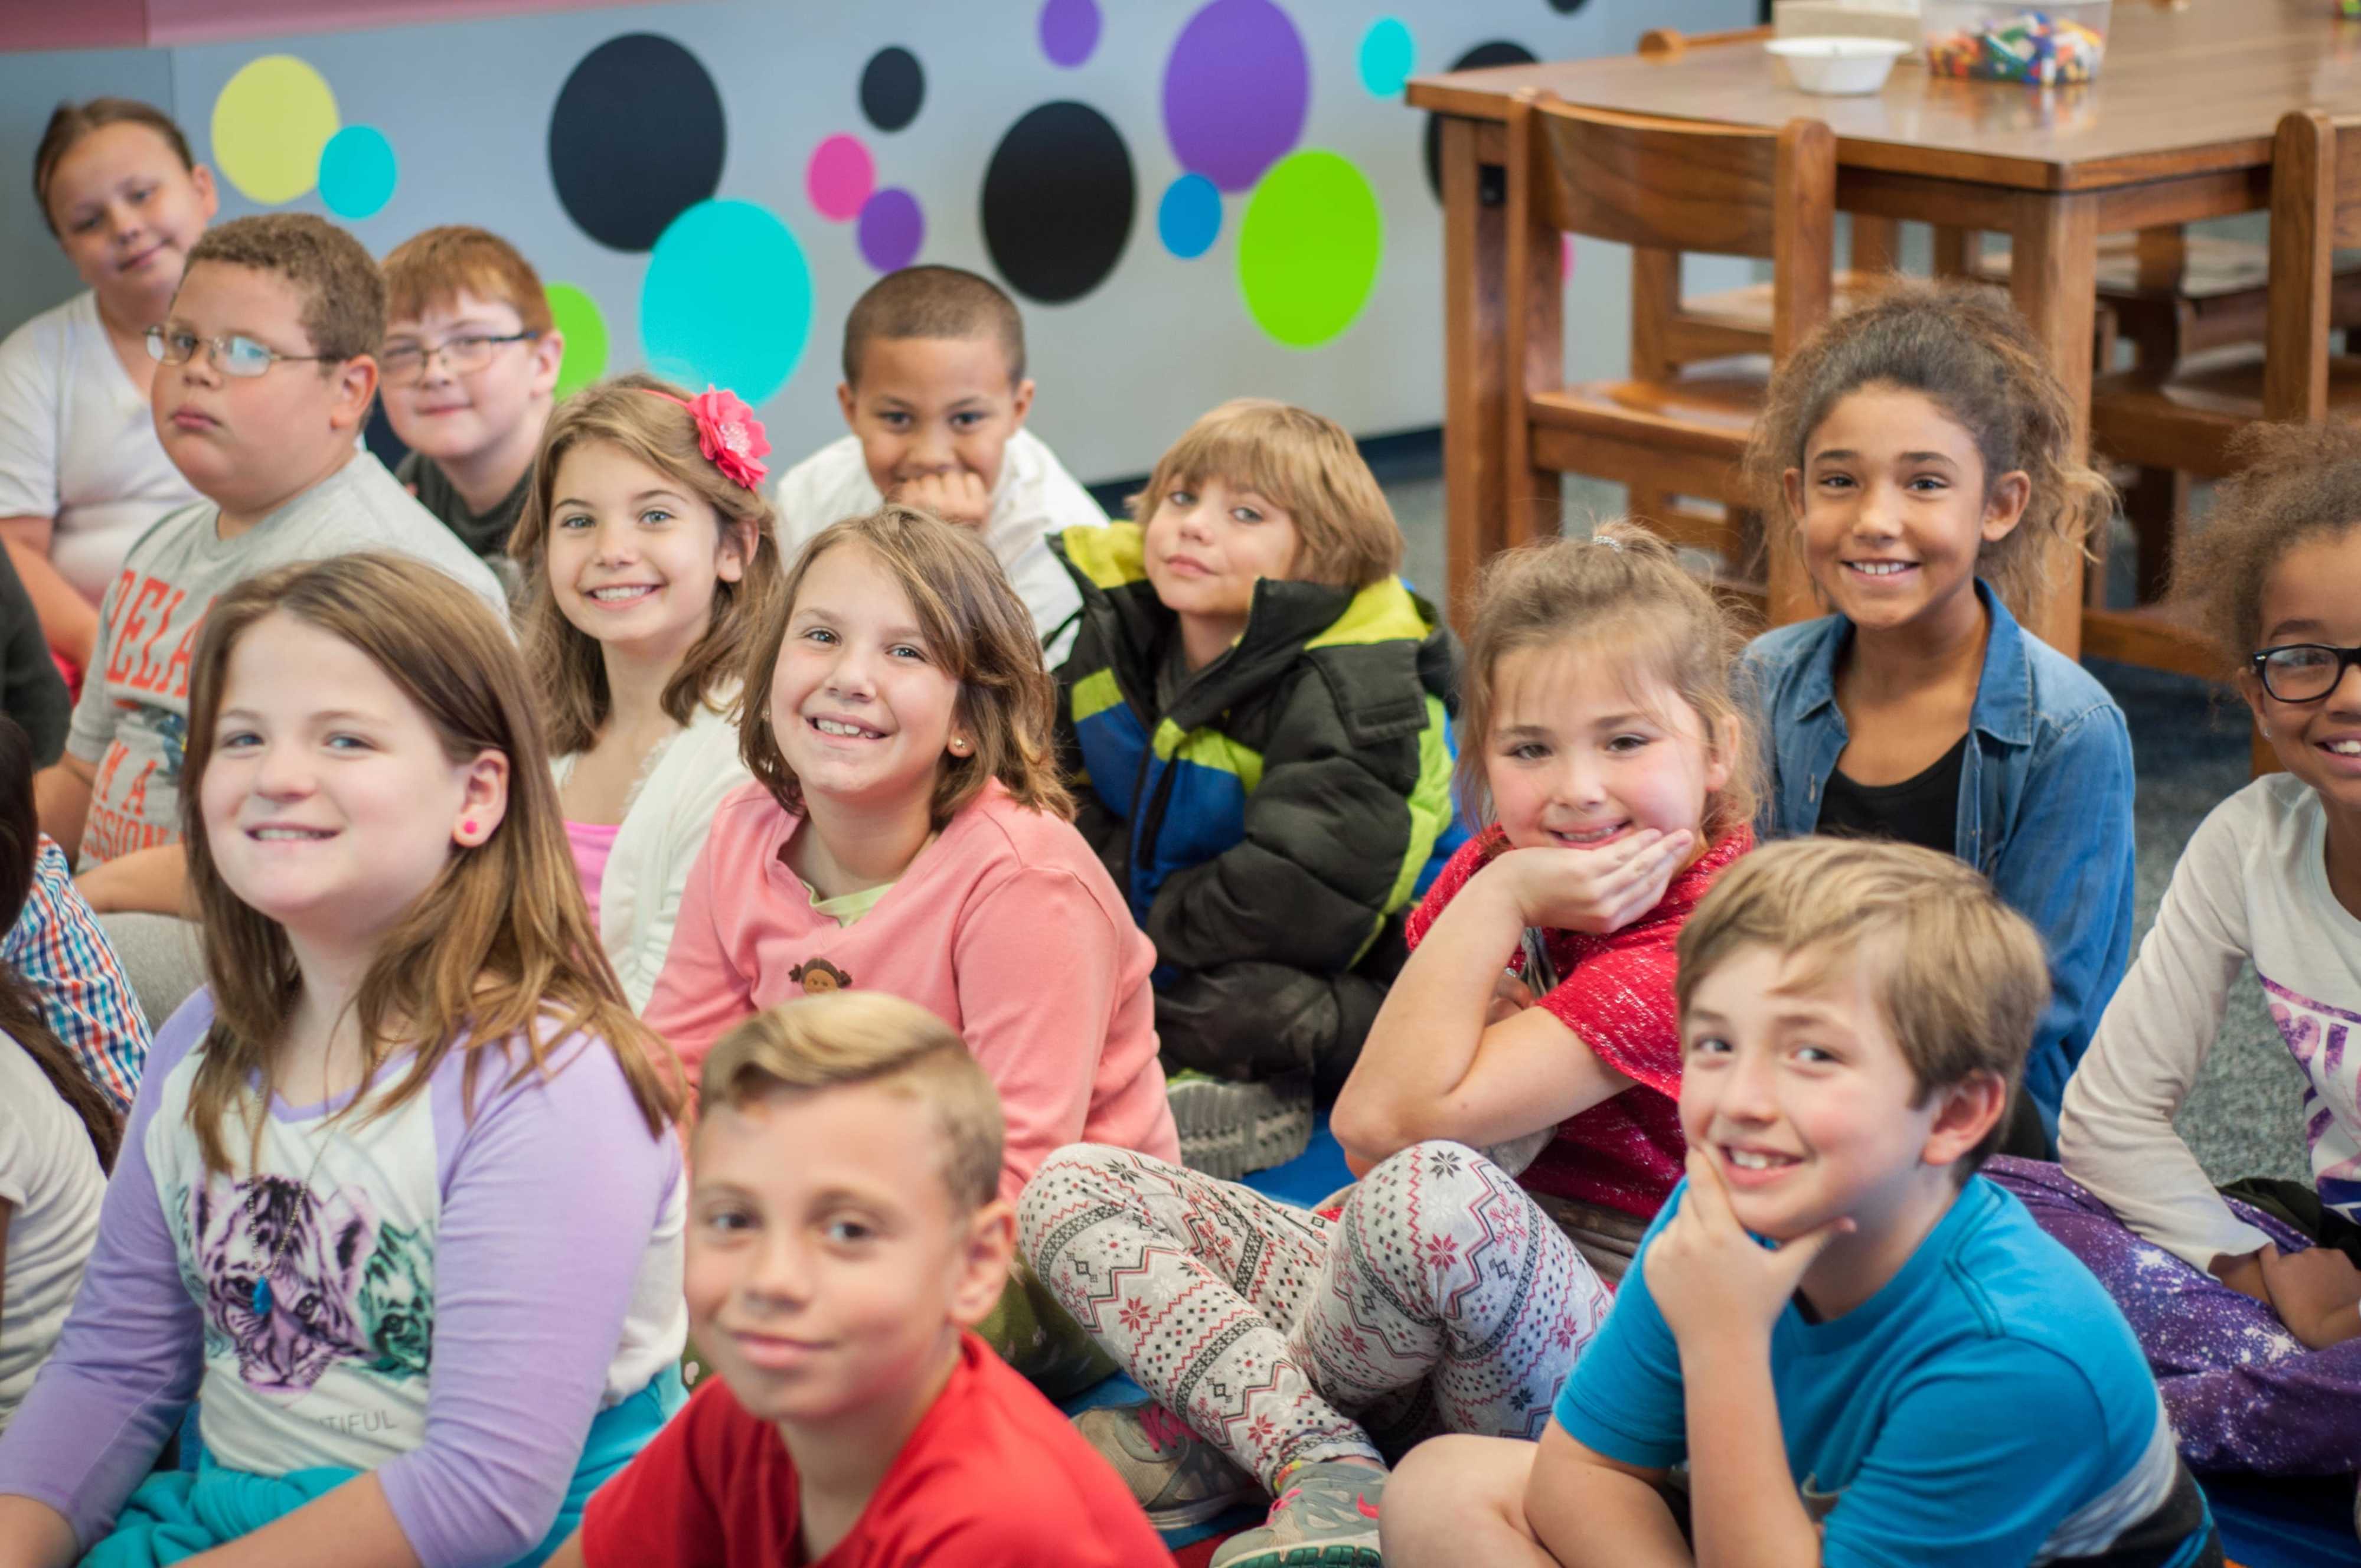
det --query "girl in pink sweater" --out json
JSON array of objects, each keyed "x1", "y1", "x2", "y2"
[{"x1": 644, "y1": 505, "x2": 1177, "y2": 1206}]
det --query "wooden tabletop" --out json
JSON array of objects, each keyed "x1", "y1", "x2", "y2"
[{"x1": 1408, "y1": 0, "x2": 2361, "y2": 191}]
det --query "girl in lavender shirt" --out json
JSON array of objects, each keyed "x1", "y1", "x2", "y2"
[{"x1": 0, "y1": 552, "x2": 688, "y2": 1568}]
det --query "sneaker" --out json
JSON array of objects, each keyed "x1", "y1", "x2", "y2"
[
  {"x1": 1168, "y1": 1070, "x2": 1313, "y2": 1180},
  {"x1": 1073, "y1": 1401, "x2": 1260, "y2": 1530},
  {"x1": 1210, "y1": 1460, "x2": 1386, "y2": 1568}
]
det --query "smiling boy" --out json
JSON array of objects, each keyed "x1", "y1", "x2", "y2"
[
  {"x1": 773, "y1": 266, "x2": 1104, "y2": 664},
  {"x1": 1380, "y1": 837, "x2": 2222, "y2": 1568},
  {"x1": 554, "y1": 991, "x2": 1174, "y2": 1568}
]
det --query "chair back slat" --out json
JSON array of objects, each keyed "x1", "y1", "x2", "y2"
[{"x1": 1530, "y1": 100, "x2": 1788, "y2": 259}]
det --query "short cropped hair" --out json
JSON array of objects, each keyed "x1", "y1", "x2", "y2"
[
  {"x1": 702, "y1": 991, "x2": 1004, "y2": 1213},
  {"x1": 1132, "y1": 398, "x2": 1404, "y2": 590},
  {"x1": 841, "y1": 264, "x2": 1025, "y2": 386},
  {"x1": 182, "y1": 213, "x2": 383, "y2": 364},
  {"x1": 1674, "y1": 837, "x2": 2050, "y2": 1173},
  {"x1": 382, "y1": 224, "x2": 553, "y2": 335}
]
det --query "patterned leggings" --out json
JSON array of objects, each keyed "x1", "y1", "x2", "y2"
[{"x1": 1018, "y1": 1140, "x2": 1612, "y2": 1489}]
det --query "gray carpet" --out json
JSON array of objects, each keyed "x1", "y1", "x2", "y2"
[{"x1": 1382, "y1": 471, "x2": 2310, "y2": 1185}]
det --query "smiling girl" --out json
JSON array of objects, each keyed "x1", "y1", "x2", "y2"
[
  {"x1": 511, "y1": 375, "x2": 782, "y2": 1010},
  {"x1": 1, "y1": 100, "x2": 216, "y2": 671},
  {"x1": 1740, "y1": 280, "x2": 2130, "y2": 1145},
  {"x1": 0, "y1": 553, "x2": 687, "y2": 1568}
]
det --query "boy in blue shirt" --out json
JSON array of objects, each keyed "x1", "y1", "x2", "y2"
[{"x1": 1380, "y1": 837, "x2": 2222, "y2": 1568}]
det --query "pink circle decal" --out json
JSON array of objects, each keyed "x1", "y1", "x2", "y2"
[{"x1": 805, "y1": 134, "x2": 874, "y2": 223}]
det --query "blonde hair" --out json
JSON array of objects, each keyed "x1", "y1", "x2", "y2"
[
  {"x1": 1674, "y1": 837, "x2": 2049, "y2": 1172},
  {"x1": 383, "y1": 224, "x2": 554, "y2": 335},
  {"x1": 511, "y1": 373, "x2": 785, "y2": 756},
  {"x1": 1131, "y1": 399, "x2": 1403, "y2": 590},
  {"x1": 1745, "y1": 279, "x2": 2114, "y2": 616},
  {"x1": 179, "y1": 553, "x2": 680, "y2": 1175},
  {"x1": 703, "y1": 991, "x2": 1003, "y2": 1212},
  {"x1": 740, "y1": 505, "x2": 1072, "y2": 824},
  {"x1": 1458, "y1": 525, "x2": 1755, "y2": 841}
]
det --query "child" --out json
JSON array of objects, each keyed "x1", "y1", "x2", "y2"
[
  {"x1": 511, "y1": 373, "x2": 781, "y2": 1010},
  {"x1": 1380, "y1": 837, "x2": 2224, "y2": 1568},
  {"x1": 32, "y1": 213, "x2": 506, "y2": 1027},
  {"x1": 773, "y1": 265, "x2": 1105, "y2": 662},
  {"x1": 1990, "y1": 422, "x2": 2361, "y2": 1478},
  {"x1": 642, "y1": 504, "x2": 1174, "y2": 1197},
  {"x1": 551, "y1": 989, "x2": 1175, "y2": 1567},
  {"x1": 1740, "y1": 279, "x2": 2131, "y2": 1144},
  {"x1": 2, "y1": 99, "x2": 213, "y2": 671},
  {"x1": 1054, "y1": 399, "x2": 1455, "y2": 1177},
  {"x1": 0, "y1": 715, "x2": 114, "y2": 1436},
  {"x1": 0, "y1": 551, "x2": 68, "y2": 763},
  {"x1": 1019, "y1": 528, "x2": 1755, "y2": 1568},
  {"x1": 2, "y1": 821, "x2": 148, "y2": 1116},
  {"x1": 380, "y1": 224, "x2": 566, "y2": 576},
  {"x1": 0, "y1": 553, "x2": 687, "y2": 1567}
]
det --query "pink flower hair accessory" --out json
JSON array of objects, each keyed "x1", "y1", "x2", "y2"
[{"x1": 642, "y1": 385, "x2": 770, "y2": 489}]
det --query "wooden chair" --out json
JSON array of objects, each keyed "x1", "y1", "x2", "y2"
[
  {"x1": 1502, "y1": 90, "x2": 1834, "y2": 623},
  {"x1": 2082, "y1": 108, "x2": 2361, "y2": 679}
]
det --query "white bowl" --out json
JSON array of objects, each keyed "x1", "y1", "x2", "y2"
[{"x1": 1766, "y1": 35, "x2": 1911, "y2": 95}]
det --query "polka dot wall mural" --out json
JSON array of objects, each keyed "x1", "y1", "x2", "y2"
[
  {"x1": 982, "y1": 100, "x2": 1134, "y2": 305},
  {"x1": 1158, "y1": 172, "x2": 1222, "y2": 260},
  {"x1": 1237, "y1": 150, "x2": 1382, "y2": 348},
  {"x1": 859, "y1": 188, "x2": 925, "y2": 272},
  {"x1": 1162, "y1": 0, "x2": 1310, "y2": 194},
  {"x1": 548, "y1": 34, "x2": 726, "y2": 252},
  {"x1": 641, "y1": 198, "x2": 812, "y2": 403},
  {"x1": 1039, "y1": 0, "x2": 1102, "y2": 67},
  {"x1": 318, "y1": 125, "x2": 397, "y2": 218},
  {"x1": 859, "y1": 46, "x2": 925, "y2": 131},
  {"x1": 806, "y1": 135, "x2": 874, "y2": 223},
  {"x1": 545, "y1": 282, "x2": 610, "y2": 399},
  {"x1": 211, "y1": 55, "x2": 339, "y2": 204},
  {"x1": 1359, "y1": 18, "x2": 1416, "y2": 98}
]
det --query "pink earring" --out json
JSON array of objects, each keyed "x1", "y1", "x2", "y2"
[{"x1": 461, "y1": 819, "x2": 480, "y2": 838}]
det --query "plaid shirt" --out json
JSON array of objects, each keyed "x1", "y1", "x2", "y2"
[{"x1": 4, "y1": 837, "x2": 149, "y2": 1112}]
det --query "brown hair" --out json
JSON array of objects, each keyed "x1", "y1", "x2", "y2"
[
  {"x1": 2177, "y1": 421, "x2": 2361, "y2": 673},
  {"x1": 178, "y1": 553, "x2": 680, "y2": 1175},
  {"x1": 0, "y1": 716, "x2": 119, "y2": 1170},
  {"x1": 33, "y1": 97, "x2": 195, "y2": 238},
  {"x1": 703, "y1": 991, "x2": 1003, "y2": 1212},
  {"x1": 512, "y1": 373, "x2": 786, "y2": 756},
  {"x1": 1458, "y1": 525, "x2": 1756, "y2": 841},
  {"x1": 1745, "y1": 278, "x2": 2114, "y2": 616},
  {"x1": 181, "y1": 213, "x2": 384, "y2": 364},
  {"x1": 841, "y1": 264, "x2": 1026, "y2": 386},
  {"x1": 1131, "y1": 398, "x2": 1404, "y2": 590},
  {"x1": 740, "y1": 506, "x2": 1072, "y2": 825},
  {"x1": 1675, "y1": 836, "x2": 2049, "y2": 1173},
  {"x1": 382, "y1": 224, "x2": 554, "y2": 335}
]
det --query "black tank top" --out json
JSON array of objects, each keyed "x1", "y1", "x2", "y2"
[{"x1": 1814, "y1": 733, "x2": 1969, "y2": 854}]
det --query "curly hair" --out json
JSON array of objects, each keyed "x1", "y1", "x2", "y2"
[
  {"x1": 2177, "y1": 421, "x2": 2361, "y2": 674},
  {"x1": 1744, "y1": 278, "x2": 2114, "y2": 616},
  {"x1": 182, "y1": 213, "x2": 384, "y2": 364}
]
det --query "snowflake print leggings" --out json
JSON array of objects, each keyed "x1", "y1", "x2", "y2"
[{"x1": 1018, "y1": 1140, "x2": 1612, "y2": 1488}]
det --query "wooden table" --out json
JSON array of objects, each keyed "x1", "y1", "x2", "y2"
[{"x1": 1409, "y1": 0, "x2": 2361, "y2": 654}]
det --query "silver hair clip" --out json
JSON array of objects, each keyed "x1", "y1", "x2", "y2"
[{"x1": 1592, "y1": 533, "x2": 1623, "y2": 551}]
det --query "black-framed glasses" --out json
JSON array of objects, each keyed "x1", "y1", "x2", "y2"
[
  {"x1": 145, "y1": 325, "x2": 332, "y2": 378},
  {"x1": 2252, "y1": 642, "x2": 2361, "y2": 703},
  {"x1": 378, "y1": 331, "x2": 536, "y2": 386}
]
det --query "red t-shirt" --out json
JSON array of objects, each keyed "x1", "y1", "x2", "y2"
[
  {"x1": 1406, "y1": 825, "x2": 1753, "y2": 1220},
  {"x1": 582, "y1": 1333, "x2": 1177, "y2": 1568}
]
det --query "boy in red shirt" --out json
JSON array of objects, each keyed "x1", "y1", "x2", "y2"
[{"x1": 553, "y1": 991, "x2": 1174, "y2": 1567}]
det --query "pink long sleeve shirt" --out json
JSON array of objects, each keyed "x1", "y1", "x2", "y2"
[{"x1": 645, "y1": 780, "x2": 1178, "y2": 1202}]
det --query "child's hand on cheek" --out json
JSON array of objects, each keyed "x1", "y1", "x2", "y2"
[
  {"x1": 1503, "y1": 828, "x2": 1692, "y2": 936},
  {"x1": 894, "y1": 470, "x2": 993, "y2": 529},
  {"x1": 1648, "y1": 1149, "x2": 1853, "y2": 1351}
]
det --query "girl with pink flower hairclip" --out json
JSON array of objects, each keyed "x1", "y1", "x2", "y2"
[{"x1": 508, "y1": 374, "x2": 786, "y2": 1008}]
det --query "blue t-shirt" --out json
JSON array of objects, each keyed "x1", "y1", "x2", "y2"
[{"x1": 1555, "y1": 1176, "x2": 2219, "y2": 1568}]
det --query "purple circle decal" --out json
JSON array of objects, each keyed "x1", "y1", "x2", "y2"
[
  {"x1": 1162, "y1": 0, "x2": 1309, "y2": 193},
  {"x1": 1040, "y1": 0, "x2": 1102, "y2": 67},
  {"x1": 858, "y1": 188, "x2": 925, "y2": 272}
]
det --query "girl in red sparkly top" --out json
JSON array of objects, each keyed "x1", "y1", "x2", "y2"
[{"x1": 1018, "y1": 526, "x2": 1755, "y2": 1567}]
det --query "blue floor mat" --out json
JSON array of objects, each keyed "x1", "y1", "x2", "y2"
[{"x1": 2209, "y1": 1474, "x2": 2359, "y2": 1568}]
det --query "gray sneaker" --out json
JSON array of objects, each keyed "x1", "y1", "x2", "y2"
[
  {"x1": 1168, "y1": 1071, "x2": 1313, "y2": 1180},
  {"x1": 1073, "y1": 1400, "x2": 1260, "y2": 1530},
  {"x1": 1210, "y1": 1459, "x2": 1386, "y2": 1568}
]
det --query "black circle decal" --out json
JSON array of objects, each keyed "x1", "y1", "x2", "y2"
[
  {"x1": 981, "y1": 102, "x2": 1136, "y2": 306},
  {"x1": 548, "y1": 34, "x2": 726, "y2": 252},
  {"x1": 860, "y1": 47, "x2": 925, "y2": 132}
]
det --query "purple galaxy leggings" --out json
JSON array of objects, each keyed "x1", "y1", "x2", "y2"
[{"x1": 1988, "y1": 1155, "x2": 2361, "y2": 1475}]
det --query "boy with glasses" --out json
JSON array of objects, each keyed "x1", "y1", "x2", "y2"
[
  {"x1": 378, "y1": 226, "x2": 565, "y2": 577},
  {"x1": 31, "y1": 213, "x2": 503, "y2": 1024}
]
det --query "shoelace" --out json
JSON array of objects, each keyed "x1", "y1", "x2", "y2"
[
  {"x1": 1138, "y1": 1404, "x2": 1196, "y2": 1453},
  {"x1": 1267, "y1": 1469, "x2": 1380, "y2": 1530}
]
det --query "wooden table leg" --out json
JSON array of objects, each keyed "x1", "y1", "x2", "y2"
[
  {"x1": 1440, "y1": 116, "x2": 1510, "y2": 632},
  {"x1": 2006, "y1": 188, "x2": 2100, "y2": 657}
]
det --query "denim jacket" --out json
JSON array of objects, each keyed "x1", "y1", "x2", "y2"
[{"x1": 1739, "y1": 582, "x2": 2135, "y2": 1121}]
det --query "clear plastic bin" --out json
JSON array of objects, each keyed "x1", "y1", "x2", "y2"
[{"x1": 1921, "y1": 2, "x2": 2111, "y2": 83}]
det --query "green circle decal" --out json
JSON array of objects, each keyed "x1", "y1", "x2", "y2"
[
  {"x1": 546, "y1": 283, "x2": 609, "y2": 399},
  {"x1": 1236, "y1": 150, "x2": 1382, "y2": 348}
]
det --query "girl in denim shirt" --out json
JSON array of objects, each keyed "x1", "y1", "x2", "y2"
[{"x1": 1738, "y1": 281, "x2": 2131, "y2": 1147}]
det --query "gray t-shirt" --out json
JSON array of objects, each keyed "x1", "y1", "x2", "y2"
[{"x1": 64, "y1": 452, "x2": 508, "y2": 867}]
